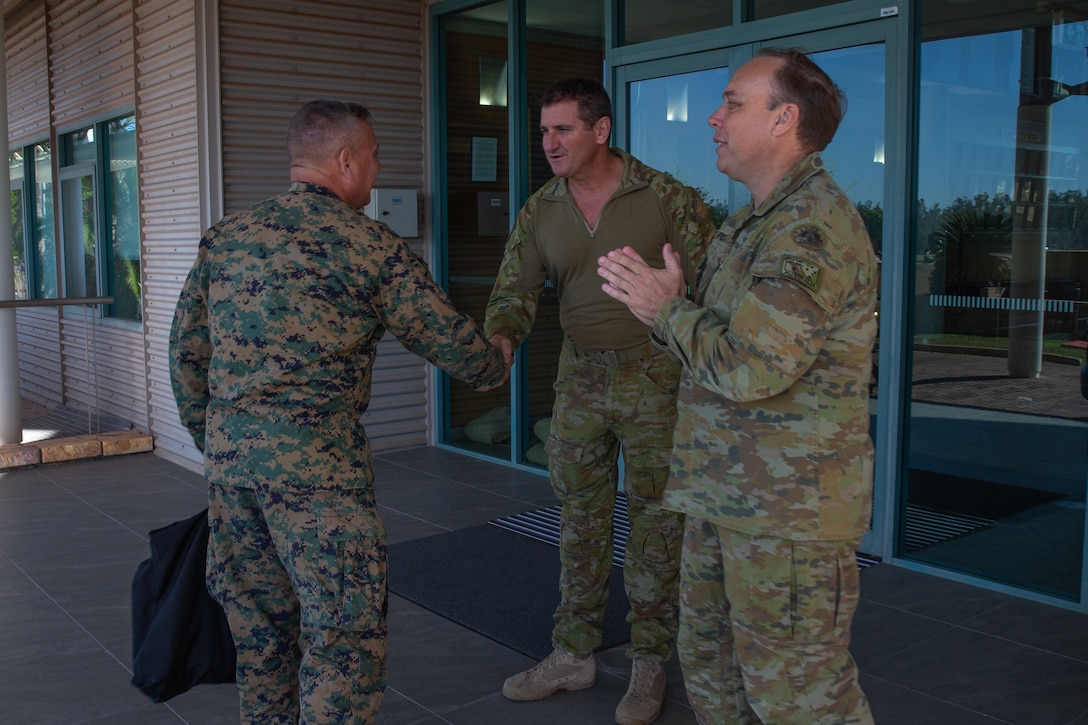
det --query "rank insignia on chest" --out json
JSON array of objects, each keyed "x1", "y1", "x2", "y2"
[
  {"x1": 780, "y1": 254, "x2": 821, "y2": 293},
  {"x1": 794, "y1": 226, "x2": 824, "y2": 249}
]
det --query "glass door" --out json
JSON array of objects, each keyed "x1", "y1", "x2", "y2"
[
  {"x1": 620, "y1": 27, "x2": 894, "y2": 556},
  {"x1": 904, "y1": 5, "x2": 1088, "y2": 601},
  {"x1": 433, "y1": 0, "x2": 605, "y2": 466}
]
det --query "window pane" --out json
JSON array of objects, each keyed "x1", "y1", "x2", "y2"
[
  {"x1": 34, "y1": 143, "x2": 56, "y2": 299},
  {"x1": 519, "y1": 0, "x2": 605, "y2": 467},
  {"x1": 620, "y1": 0, "x2": 732, "y2": 46},
  {"x1": 9, "y1": 152, "x2": 27, "y2": 300},
  {"x1": 108, "y1": 115, "x2": 140, "y2": 320},
  {"x1": 629, "y1": 68, "x2": 731, "y2": 228},
  {"x1": 441, "y1": 1, "x2": 513, "y2": 458},
  {"x1": 61, "y1": 172, "x2": 96, "y2": 299},
  {"x1": 907, "y1": 17, "x2": 1088, "y2": 600},
  {"x1": 66, "y1": 126, "x2": 96, "y2": 165}
]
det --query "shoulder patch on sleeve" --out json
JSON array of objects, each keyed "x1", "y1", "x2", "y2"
[
  {"x1": 780, "y1": 254, "x2": 822, "y2": 294},
  {"x1": 793, "y1": 225, "x2": 825, "y2": 249}
]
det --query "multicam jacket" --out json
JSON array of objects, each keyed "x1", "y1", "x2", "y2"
[
  {"x1": 169, "y1": 182, "x2": 506, "y2": 490},
  {"x1": 654, "y1": 153, "x2": 879, "y2": 540},
  {"x1": 485, "y1": 148, "x2": 716, "y2": 352}
]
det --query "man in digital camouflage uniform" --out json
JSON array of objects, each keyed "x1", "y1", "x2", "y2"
[
  {"x1": 485, "y1": 77, "x2": 716, "y2": 725},
  {"x1": 598, "y1": 49, "x2": 878, "y2": 724},
  {"x1": 169, "y1": 99, "x2": 508, "y2": 724}
]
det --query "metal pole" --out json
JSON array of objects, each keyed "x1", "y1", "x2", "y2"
[{"x1": 0, "y1": 9, "x2": 24, "y2": 444}]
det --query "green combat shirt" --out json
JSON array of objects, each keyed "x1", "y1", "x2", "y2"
[
  {"x1": 170, "y1": 182, "x2": 506, "y2": 491},
  {"x1": 654, "y1": 153, "x2": 879, "y2": 540},
  {"x1": 485, "y1": 148, "x2": 716, "y2": 351}
]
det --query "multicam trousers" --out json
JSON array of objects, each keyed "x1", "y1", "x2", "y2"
[
  {"x1": 546, "y1": 338, "x2": 684, "y2": 661},
  {"x1": 207, "y1": 483, "x2": 388, "y2": 724},
  {"x1": 677, "y1": 517, "x2": 874, "y2": 724}
]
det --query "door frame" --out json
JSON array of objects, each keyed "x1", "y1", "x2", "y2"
[{"x1": 608, "y1": 7, "x2": 914, "y2": 561}]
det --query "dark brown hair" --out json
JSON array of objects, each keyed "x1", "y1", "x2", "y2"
[
  {"x1": 538, "y1": 77, "x2": 612, "y2": 129},
  {"x1": 757, "y1": 47, "x2": 846, "y2": 152}
]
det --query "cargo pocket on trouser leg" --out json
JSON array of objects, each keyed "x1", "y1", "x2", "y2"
[
  {"x1": 546, "y1": 434, "x2": 617, "y2": 655},
  {"x1": 623, "y1": 447, "x2": 683, "y2": 659},
  {"x1": 292, "y1": 490, "x2": 388, "y2": 725}
]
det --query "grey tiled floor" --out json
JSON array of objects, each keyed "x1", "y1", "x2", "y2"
[{"x1": 2, "y1": 447, "x2": 1087, "y2": 724}]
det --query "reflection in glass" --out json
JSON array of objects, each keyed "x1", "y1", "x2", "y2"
[
  {"x1": 907, "y1": 16, "x2": 1088, "y2": 600},
  {"x1": 439, "y1": 0, "x2": 604, "y2": 465},
  {"x1": 10, "y1": 153, "x2": 27, "y2": 300},
  {"x1": 629, "y1": 68, "x2": 731, "y2": 227},
  {"x1": 440, "y1": 1, "x2": 513, "y2": 458},
  {"x1": 34, "y1": 143, "x2": 56, "y2": 299},
  {"x1": 61, "y1": 172, "x2": 96, "y2": 300},
  {"x1": 108, "y1": 115, "x2": 140, "y2": 320}
]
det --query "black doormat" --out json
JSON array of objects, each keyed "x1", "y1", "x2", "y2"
[
  {"x1": 386, "y1": 524, "x2": 630, "y2": 661},
  {"x1": 907, "y1": 469, "x2": 1064, "y2": 520}
]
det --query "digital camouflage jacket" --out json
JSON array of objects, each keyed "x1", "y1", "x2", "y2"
[{"x1": 170, "y1": 183, "x2": 506, "y2": 490}]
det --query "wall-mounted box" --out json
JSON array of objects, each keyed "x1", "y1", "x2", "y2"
[{"x1": 364, "y1": 189, "x2": 419, "y2": 238}]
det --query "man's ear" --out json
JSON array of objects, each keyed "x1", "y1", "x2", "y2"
[
  {"x1": 771, "y1": 103, "x2": 800, "y2": 137},
  {"x1": 336, "y1": 146, "x2": 353, "y2": 177},
  {"x1": 595, "y1": 116, "x2": 612, "y2": 144}
]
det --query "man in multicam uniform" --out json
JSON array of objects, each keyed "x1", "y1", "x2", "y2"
[
  {"x1": 485, "y1": 77, "x2": 716, "y2": 725},
  {"x1": 598, "y1": 49, "x2": 878, "y2": 724},
  {"x1": 169, "y1": 99, "x2": 507, "y2": 724}
]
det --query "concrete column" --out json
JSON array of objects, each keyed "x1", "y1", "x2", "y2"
[
  {"x1": 1006, "y1": 104, "x2": 1050, "y2": 379},
  {"x1": 0, "y1": 9, "x2": 25, "y2": 444}
]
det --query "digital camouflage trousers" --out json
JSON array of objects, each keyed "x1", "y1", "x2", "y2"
[{"x1": 207, "y1": 483, "x2": 388, "y2": 724}]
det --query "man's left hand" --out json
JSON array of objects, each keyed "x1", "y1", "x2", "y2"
[{"x1": 598, "y1": 244, "x2": 684, "y2": 326}]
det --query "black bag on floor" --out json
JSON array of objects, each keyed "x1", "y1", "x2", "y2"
[{"x1": 131, "y1": 507, "x2": 236, "y2": 701}]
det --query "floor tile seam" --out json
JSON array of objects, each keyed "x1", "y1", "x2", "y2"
[
  {"x1": 858, "y1": 674, "x2": 1018, "y2": 724},
  {"x1": 378, "y1": 468, "x2": 547, "y2": 511},
  {"x1": 381, "y1": 685, "x2": 454, "y2": 724},
  {"x1": 954, "y1": 621, "x2": 1088, "y2": 665},
  {"x1": 377, "y1": 503, "x2": 455, "y2": 536},
  {"x1": 25, "y1": 467, "x2": 156, "y2": 543},
  {"x1": 5, "y1": 554, "x2": 138, "y2": 678},
  {"x1": 856, "y1": 621, "x2": 957, "y2": 669}
]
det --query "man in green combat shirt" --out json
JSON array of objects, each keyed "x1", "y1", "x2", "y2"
[
  {"x1": 485, "y1": 77, "x2": 716, "y2": 725},
  {"x1": 598, "y1": 50, "x2": 878, "y2": 724},
  {"x1": 170, "y1": 99, "x2": 507, "y2": 724}
]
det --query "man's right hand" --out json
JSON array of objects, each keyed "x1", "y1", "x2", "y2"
[{"x1": 490, "y1": 334, "x2": 515, "y2": 371}]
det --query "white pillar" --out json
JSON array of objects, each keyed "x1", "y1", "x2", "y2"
[{"x1": 0, "y1": 9, "x2": 25, "y2": 444}]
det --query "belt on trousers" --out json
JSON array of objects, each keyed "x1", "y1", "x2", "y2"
[{"x1": 568, "y1": 338, "x2": 657, "y2": 367}]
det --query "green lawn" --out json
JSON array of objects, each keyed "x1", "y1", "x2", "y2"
[{"x1": 914, "y1": 333, "x2": 1080, "y2": 359}]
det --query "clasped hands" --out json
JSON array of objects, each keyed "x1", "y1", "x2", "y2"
[{"x1": 597, "y1": 243, "x2": 685, "y2": 326}]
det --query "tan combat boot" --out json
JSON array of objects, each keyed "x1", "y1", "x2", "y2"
[
  {"x1": 614, "y1": 657, "x2": 666, "y2": 725},
  {"x1": 501, "y1": 648, "x2": 596, "y2": 701}
]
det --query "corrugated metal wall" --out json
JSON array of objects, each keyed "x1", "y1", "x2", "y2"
[
  {"x1": 48, "y1": 0, "x2": 135, "y2": 128},
  {"x1": 134, "y1": 0, "x2": 205, "y2": 470},
  {"x1": 47, "y1": 0, "x2": 152, "y2": 434},
  {"x1": 8, "y1": 0, "x2": 433, "y2": 469},
  {"x1": 6, "y1": 1, "x2": 61, "y2": 408},
  {"x1": 218, "y1": 0, "x2": 432, "y2": 452}
]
